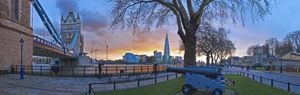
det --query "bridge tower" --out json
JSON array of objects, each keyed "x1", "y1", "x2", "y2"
[
  {"x1": 0, "y1": 0, "x2": 32, "y2": 73},
  {"x1": 60, "y1": 12, "x2": 84, "y2": 57}
]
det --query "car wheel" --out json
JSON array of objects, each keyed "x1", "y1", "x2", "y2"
[
  {"x1": 182, "y1": 84, "x2": 194, "y2": 95},
  {"x1": 212, "y1": 89, "x2": 223, "y2": 95}
]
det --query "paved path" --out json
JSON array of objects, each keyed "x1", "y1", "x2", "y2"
[
  {"x1": 223, "y1": 67, "x2": 300, "y2": 94},
  {"x1": 0, "y1": 72, "x2": 178, "y2": 95}
]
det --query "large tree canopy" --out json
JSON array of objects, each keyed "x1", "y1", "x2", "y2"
[{"x1": 110, "y1": 0, "x2": 274, "y2": 66}]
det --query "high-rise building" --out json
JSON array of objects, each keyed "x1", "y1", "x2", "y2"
[
  {"x1": 163, "y1": 33, "x2": 170, "y2": 64},
  {"x1": 175, "y1": 56, "x2": 183, "y2": 64},
  {"x1": 154, "y1": 50, "x2": 162, "y2": 63},
  {"x1": 123, "y1": 53, "x2": 140, "y2": 63}
]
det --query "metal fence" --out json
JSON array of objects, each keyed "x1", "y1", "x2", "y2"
[
  {"x1": 10, "y1": 65, "x2": 183, "y2": 77},
  {"x1": 223, "y1": 71, "x2": 300, "y2": 94},
  {"x1": 88, "y1": 73, "x2": 181, "y2": 95}
]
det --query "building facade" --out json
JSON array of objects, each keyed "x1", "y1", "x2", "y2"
[
  {"x1": 0, "y1": 0, "x2": 32, "y2": 73},
  {"x1": 154, "y1": 50, "x2": 162, "y2": 63},
  {"x1": 60, "y1": 12, "x2": 84, "y2": 57},
  {"x1": 163, "y1": 33, "x2": 170, "y2": 64},
  {"x1": 123, "y1": 53, "x2": 140, "y2": 63}
]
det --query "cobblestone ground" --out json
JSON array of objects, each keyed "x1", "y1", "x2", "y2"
[
  {"x1": 0, "y1": 72, "x2": 176, "y2": 95},
  {"x1": 223, "y1": 67, "x2": 300, "y2": 94}
]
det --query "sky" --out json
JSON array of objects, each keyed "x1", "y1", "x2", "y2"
[{"x1": 32, "y1": 0, "x2": 300, "y2": 61}]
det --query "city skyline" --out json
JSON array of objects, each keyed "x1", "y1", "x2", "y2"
[{"x1": 32, "y1": 0, "x2": 300, "y2": 60}]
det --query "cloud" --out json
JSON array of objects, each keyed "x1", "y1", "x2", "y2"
[
  {"x1": 81, "y1": 10, "x2": 109, "y2": 32},
  {"x1": 56, "y1": 0, "x2": 79, "y2": 13},
  {"x1": 84, "y1": 28, "x2": 183, "y2": 60}
]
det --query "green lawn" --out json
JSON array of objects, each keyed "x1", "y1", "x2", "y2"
[
  {"x1": 97, "y1": 77, "x2": 184, "y2": 95},
  {"x1": 226, "y1": 75, "x2": 296, "y2": 95},
  {"x1": 97, "y1": 75, "x2": 296, "y2": 95}
]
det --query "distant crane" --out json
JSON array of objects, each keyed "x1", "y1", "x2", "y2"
[{"x1": 105, "y1": 40, "x2": 108, "y2": 61}]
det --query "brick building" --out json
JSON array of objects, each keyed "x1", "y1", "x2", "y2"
[{"x1": 0, "y1": 0, "x2": 32, "y2": 73}]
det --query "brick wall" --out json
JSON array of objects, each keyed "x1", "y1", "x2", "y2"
[{"x1": 0, "y1": 0, "x2": 32, "y2": 73}]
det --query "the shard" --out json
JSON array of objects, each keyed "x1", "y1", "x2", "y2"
[{"x1": 163, "y1": 33, "x2": 170, "y2": 64}]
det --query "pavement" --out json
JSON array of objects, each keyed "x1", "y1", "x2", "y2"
[
  {"x1": 223, "y1": 67, "x2": 300, "y2": 94},
  {"x1": 0, "y1": 72, "x2": 178, "y2": 95}
]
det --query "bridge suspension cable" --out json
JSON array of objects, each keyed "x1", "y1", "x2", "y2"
[{"x1": 30, "y1": 0, "x2": 65, "y2": 53}]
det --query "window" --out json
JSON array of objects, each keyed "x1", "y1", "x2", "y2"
[{"x1": 14, "y1": 0, "x2": 19, "y2": 20}]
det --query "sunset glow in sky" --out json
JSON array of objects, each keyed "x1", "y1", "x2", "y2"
[{"x1": 33, "y1": 0, "x2": 300, "y2": 61}]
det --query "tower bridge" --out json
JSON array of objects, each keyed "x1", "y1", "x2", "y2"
[{"x1": 0, "y1": 0, "x2": 87, "y2": 73}]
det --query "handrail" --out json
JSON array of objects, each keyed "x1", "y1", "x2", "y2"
[
  {"x1": 88, "y1": 73, "x2": 179, "y2": 95},
  {"x1": 33, "y1": 35, "x2": 73, "y2": 56},
  {"x1": 223, "y1": 70, "x2": 300, "y2": 93}
]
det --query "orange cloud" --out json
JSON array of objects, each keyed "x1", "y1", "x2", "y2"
[{"x1": 83, "y1": 28, "x2": 184, "y2": 60}]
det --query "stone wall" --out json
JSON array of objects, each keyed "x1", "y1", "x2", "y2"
[{"x1": 0, "y1": 0, "x2": 32, "y2": 73}]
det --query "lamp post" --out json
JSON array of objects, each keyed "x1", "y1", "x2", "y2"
[{"x1": 19, "y1": 38, "x2": 24, "y2": 79}]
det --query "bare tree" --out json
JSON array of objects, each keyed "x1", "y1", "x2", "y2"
[
  {"x1": 265, "y1": 37, "x2": 279, "y2": 56},
  {"x1": 195, "y1": 23, "x2": 235, "y2": 65},
  {"x1": 110, "y1": 0, "x2": 274, "y2": 66},
  {"x1": 275, "y1": 41, "x2": 293, "y2": 57},
  {"x1": 247, "y1": 44, "x2": 260, "y2": 56},
  {"x1": 284, "y1": 30, "x2": 300, "y2": 52}
]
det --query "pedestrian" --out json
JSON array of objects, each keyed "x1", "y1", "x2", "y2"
[
  {"x1": 98, "y1": 62, "x2": 103, "y2": 78},
  {"x1": 51, "y1": 61, "x2": 60, "y2": 76}
]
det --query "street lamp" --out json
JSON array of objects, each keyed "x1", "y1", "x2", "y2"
[{"x1": 19, "y1": 38, "x2": 24, "y2": 79}]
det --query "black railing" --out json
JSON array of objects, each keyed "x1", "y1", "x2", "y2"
[
  {"x1": 10, "y1": 65, "x2": 183, "y2": 77},
  {"x1": 223, "y1": 71, "x2": 300, "y2": 94},
  {"x1": 88, "y1": 73, "x2": 180, "y2": 95}
]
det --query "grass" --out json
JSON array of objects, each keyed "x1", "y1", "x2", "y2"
[
  {"x1": 97, "y1": 77, "x2": 184, "y2": 95},
  {"x1": 251, "y1": 67, "x2": 267, "y2": 71},
  {"x1": 97, "y1": 75, "x2": 296, "y2": 95},
  {"x1": 226, "y1": 75, "x2": 296, "y2": 95}
]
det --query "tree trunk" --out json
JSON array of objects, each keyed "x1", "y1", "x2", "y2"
[
  {"x1": 211, "y1": 53, "x2": 214, "y2": 65},
  {"x1": 183, "y1": 40, "x2": 197, "y2": 67},
  {"x1": 206, "y1": 53, "x2": 210, "y2": 66}
]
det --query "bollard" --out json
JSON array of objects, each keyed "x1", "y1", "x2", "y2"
[
  {"x1": 252, "y1": 75, "x2": 254, "y2": 80},
  {"x1": 114, "y1": 82, "x2": 116, "y2": 90},
  {"x1": 288, "y1": 82, "x2": 290, "y2": 92},
  {"x1": 271, "y1": 79, "x2": 273, "y2": 87},
  {"x1": 260, "y1": 76, "x2": 262, "y2": 83},
  {"x1": 155, "y1": 76, "x2": 157, "y2": 84},
  {"x1": 137, "y1": 79, "x2": 140, "y2": 87},
  {"x1": 176, "y1": 73, "x2": 178, "y2": 78},
  {"x1": 247, "y1": 73, "x2": 249, "y2": 78},
  {"x1": 88, "y1": 84, "x2": 92, "y2": 94},
  {"x1": 167, "y1": 75, "x2": 169, "y2": 80}
]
